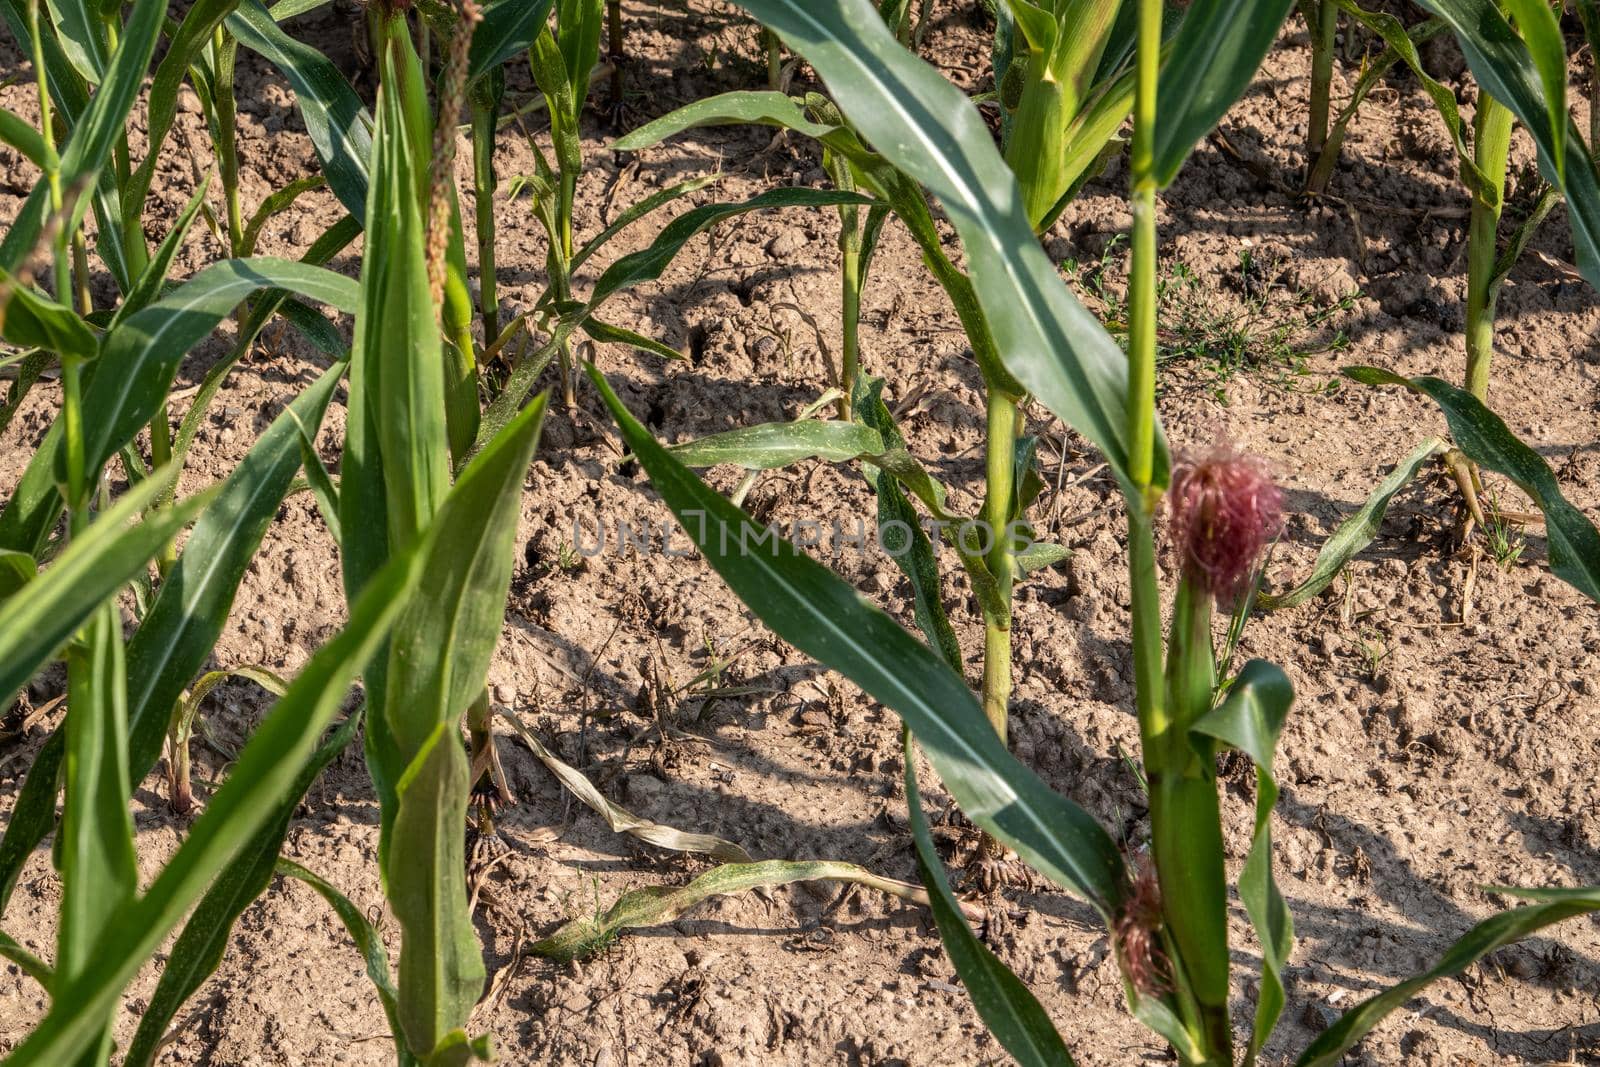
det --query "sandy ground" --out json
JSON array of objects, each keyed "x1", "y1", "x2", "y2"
[{"x1": 2, "y1": 1, "x2": 1600, "y2": 1063}]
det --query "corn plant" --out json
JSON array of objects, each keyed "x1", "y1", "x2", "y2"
[
  {"x1": 612, "y1": 0, "x2": 1289, "y2": 879},
  {"x1": 585, "y1": 0, "x2": 1600, "y2": 1063},
  {"x1": 995, "y1": 0, "x2": 1135, "y2": 230},
  {"x1": 1271, "y1": 0, "x2": 1600, "y2": 603},
  {"x1": 1328, "y1": 0, "x2": 1600, "y2": 584},
  {"x1": 0, "y1": 0, "x2": 550, "y2": 1060}
]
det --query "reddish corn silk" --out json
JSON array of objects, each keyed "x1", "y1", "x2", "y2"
[
  {"x1": 1115, "y1": 858, "x2": 1169, "y2": 996},
  {"x1": 1167, "y1": 445, "x2": 1283, "y2": 604}
]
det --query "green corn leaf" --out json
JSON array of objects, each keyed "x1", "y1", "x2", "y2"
[
  {"x1": 384, "y1": 396, "x2": 546, "y2": 1057},
  {"x1": 342, "y1": 18, "x2": 451, "y2": 863},
  {"x1": 0, "y1": 0, "x2": 87, "y2": 131},
  {"x1": 468, "y1": 0, "x2": 555, "y2": 85},
  {"x1": 239, "y1": 175, "x2": 326, "y2": 257},
  {"x1": 529, "y1": 28, "x2": 582, "y2": 175},
  {"x1": 0, "y1": 350, "x2": 50, "y2": 441},
  {"x1": 387, "y1": 736, "x2": 483, "y2": 1062},
  {"x1": 57, "y1": 604, "x2": 137, "y2": 1060},
  {"x1": 1191, "y1": 659, "x2": 1294, "y2": 1066},
  {"x1": 568, "y1": 174, "x2": 721, "y2": 272},
  {"x1": 0, "y1": 258, "x2": 357, "y2": 558},
  {"x1": 44, "y1": 0, "x2": 109, "y2": 85},
  {"x1": 1296, "y1": 886, "x2": 1600, "y2": 1066},
  {"x1": 589, "y1": 363, "x2": 1127, "y2": 914},
  {"x1": 0, "y1": 276, "x2": 97, "y2": 361},
  {"x1": 120, "y1": 0, "x2": 243, "y2": 241},
  {"x1": 1415, "y1": 0, "x2": 1600, "y2": 286},
  {"x1": 469, "y1": 330, "x2": 563, "y2": 484},
  {"x1": 291, "y1": 407, "x2": 343, "y2": 542},
  {"x1": 1003, "y1": 0, "x2": 1059, "y2": 58},
  {"x1": 1041, "y1": 63, "x2": 1137, "y2": 230},
  {"x1": 1015, "y1": 540, "x2": 1070, "y2": 574},
  {"x1": 228, "y1": 0, "x2": 373, "y2": 220},
  {"x1": 1334, "y1": 0, "x2": 1492, "y2": 200},
  {"x1": 904, "y1": 731, "x2": 1076, "y2": 1067},
  {"x1": 1345, "y1": 368, "x2": 1600, "y2": 603},
  {"x1": 580, "y1": 316, "x2": 687, "y2": 362},
  {"x1": 276, "y1": 859, "x2": 415, "y2": 1066},
  {"x1": 0, "y1": 930, "x2": 51, "y2": 989},
  {"x1": 1498, "y1": 0, "x2": 1565, "y2": 181},
  {"x1": 121, "y1": 711, "x2": 363, "y2": 1067},
  {"x1": 0, "y1": 733, "x2": 64, "y2": 916},
  {"x1": 357, "y1": 19, "x2": 450, "y2": 559},
  {"x1": 267, "y1": 0, "x2": 331, "y2": 19},
  {"x1": 724, "y1": 0, "x2": 1164, "y2": 491},
  {"x1": 0, "y1": 357, "x2": 329, "y2": 920},
  {"x1": 0, "y1": 0, "x2": 162, "y2": 289},
  {"x1": 0, "y1": 548, "x2": 33, "y2": 602},
  {"x1": 277, "y1": 297, "x2": 349, "y2": 356},
  {"x1": 853, "y1": 376, "x2": 962, "y2": 669},
  {"x1": 165, "y1": 216, "x2": 361, "y2": 508},
  {"x1": 611, "y1": 90, "x2": 839, "y2": 151},
  {"x1": 1, "y1": 539, "x2": 423, "y2": 1067},
  {"x1": 385, "y1": 393, "x2": 547, "y2": 751},
  {"x1": 110, "y1": 175, "x2": 213, "y2": 330},
  {"x1": 668, "y1": 420, "x2": 885, "y2": 470},
  {"x1": 1153, "y1": 0, "x2": 1296, "y2": 186},
  {"x1": 67, "y1": 259, "x2": 357, "y2": 508},
  {"x1": 0, "y1": 106, "x2": 46, "y2": 167},
  {"x1": 1260, "y1": 437, "x2": 1446, "y2": 611},
  {"x1": 0, "y1": 427, "x2": 62, "y2": 559},
  {"x1": 0, "y1": 473, "x2": 213, "y2": 713},
  {"x1": 586, "y1": 188, "x2": 873, "y2": 310},
  {"x1": 556, "y1": 0, "x2": 603, "y2": 102},
  {"x1": 124, "y1": 361, "x2": 345, "y2": 791}
]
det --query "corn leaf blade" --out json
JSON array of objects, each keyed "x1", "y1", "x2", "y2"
[
  {"x1": 467, "y1": 0, "x2": 556, "y2": 85},
  {"x1": 1191, "y1": 659, "x2": 1294, "y2": 1064},
  {"x1": 0, "y1": 930, "x2": 51, "y2": 989},
  {"x1": 903, "y1": 732, "x2": 1076, "y2": 1067},
  {"x1": 0, "y1": 0, "x2": 163, "y2": 288},
  {"x1": 1296, "y1": 886, "x2": 1600, "y2": 1066},
  {"x1": 589, "y1": 364, "x2": 1127, "y2": 914},
  {"x1": 1153, "y1": 0, "x2": 1297, "y2": 186},
  {"x1": 0, "y1": 734, "x2": 64, "y2": 916},
  {"x1": 1415, "y1": 0, "x2": 1600, "y2": 285},
  {"x1": 57, "y1": 600, "x2": 137, "y2": 1066},
  {"x1": 727, "y1": 0, "x2": 1164, "y2": 492},
  {"x1": 0, "y1": 280, "x2": 96, "y2": 361},
  {"x1": 852, "y1": 375, "x2": 962, "y2": 667},
  {"x1": 668, "y1": 421, "x2": 884, "y2": 470},
  {"x1": 277, "y1": 859, "x2": 415, "y2": 1066},
  {"x1": 122, "y1": 711, "x2": 363, "y2": 1067},
  {"x1": 0, "y1": 541, "x2": 423, "y2": 1067},
  {"x1": 124, "y1": 361, "x2": 346, "y2": 790},
  {"x1": 120, "y1": 0, "x2": 241, "y2": 237},
  {"x1": 1345, "y1": 368, "x2": 1600, "y2": 603},
  {"x1": 43, "y1": 0, "x2": 108, "y2": 84},
  {"x1": 0, "y1": 474, "x2": 212, "y2": 712},
  {"x1": 384, "y1": 395, "x2": 546, "y2": 1057},
  {"x1": 227, "y1": 0, "x2": 373, "y2": 220},
  {"x1": 1260, "y1": 437, "x2": 1446, "y2": 611},
  {"x1": 0, "y1": 258, "x2": 358, "y2": 557}
]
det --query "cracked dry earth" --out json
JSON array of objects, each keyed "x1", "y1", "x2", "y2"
[{"x1": 3, "y1": 0, "x2": 1600, "y2": 1064}]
